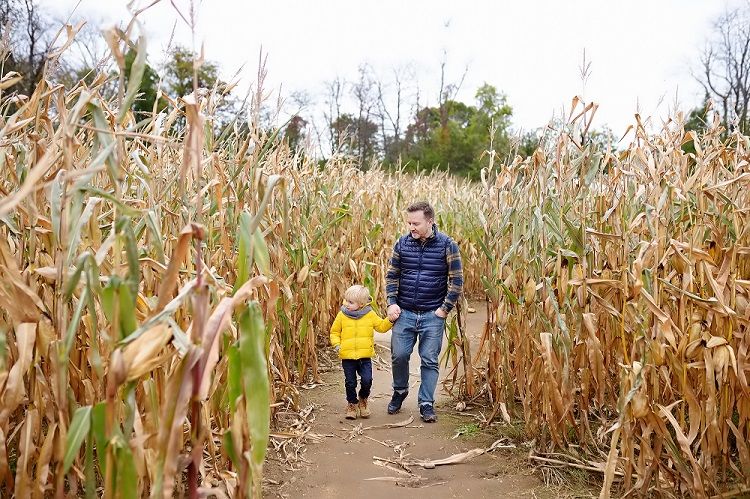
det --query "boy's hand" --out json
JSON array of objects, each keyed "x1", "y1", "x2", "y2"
[
  {"x1": 333, "y1": 344, "x2": 340, "y2": 353},
  {"x1": 387, "y1": 304, "x2": 401, "y2": 321}
]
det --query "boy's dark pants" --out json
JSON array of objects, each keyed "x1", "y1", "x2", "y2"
[{"x1": 342, "y1": 358, "x2": 372, "y2": 404}]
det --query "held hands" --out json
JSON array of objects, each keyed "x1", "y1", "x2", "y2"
[
  {"x1": 387, "y1": 304, "x2": 401, "y2": 322},
  {"x1": 387, "y1": 305, "x2": 446, "y2": 320}
]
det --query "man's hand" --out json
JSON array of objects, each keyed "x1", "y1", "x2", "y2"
[
  {"x1": 434, "y1": 308, "x2": 448, "y2": 319},
  {"x1": 387, "y1": 304, "x2": 401, "y2": 322}
]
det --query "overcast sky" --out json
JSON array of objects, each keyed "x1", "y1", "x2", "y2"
[{"x1": 43, "y1": 0, "x2": 744, "y2": 135}]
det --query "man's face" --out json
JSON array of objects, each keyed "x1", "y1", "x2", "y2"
[{"x1": 406, "y1": 210, "x2": 433, "y2": 240}]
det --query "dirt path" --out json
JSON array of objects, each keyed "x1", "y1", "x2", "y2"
[{"x1": 265, "y1": 304, "x2": 545, "y2": 498}]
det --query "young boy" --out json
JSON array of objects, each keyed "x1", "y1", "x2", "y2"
[{"x1": 330, "y1": 285, "x2": 393, "y2": 419}]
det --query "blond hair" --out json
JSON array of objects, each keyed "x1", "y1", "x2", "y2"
[{"x1": 343, "y1": 285, "x2": 371, "y2": 306}]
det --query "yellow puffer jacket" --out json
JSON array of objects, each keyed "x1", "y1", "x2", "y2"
[{"x1": 330, "y1": 309, "x2": 392, "y2": 359}]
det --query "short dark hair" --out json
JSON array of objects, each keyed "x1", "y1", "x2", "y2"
[{"x1": 406, "y1": 201, "x2": 434, "y2": 220}]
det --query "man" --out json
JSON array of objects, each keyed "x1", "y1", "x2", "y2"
[{"x1": 385, "y1": 201, "x2": 464, "y2": 422}]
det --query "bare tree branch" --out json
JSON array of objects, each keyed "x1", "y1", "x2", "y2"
[{"x1": 697, "y1": 4, "x2": 750, "y2": 133}]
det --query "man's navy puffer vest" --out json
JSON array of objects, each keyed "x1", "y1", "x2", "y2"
[{"x1": 396, "y1": 227, "x2": 450, "y2": 312}]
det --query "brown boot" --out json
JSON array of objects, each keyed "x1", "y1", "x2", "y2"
[
  {"x1": 345, "y1": 403, "x2": 358, "y2": 420},
  {"x1": 358, "y1": 398, "x2": 371, "y2": 418}
]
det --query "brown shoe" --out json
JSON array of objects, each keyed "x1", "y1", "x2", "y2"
[
  {"x1": 345, "y1": 403, "x2": 358, "y2": 420},
  {"x1": 358, "y1": 398, "x2": 371, "y2": 418}
]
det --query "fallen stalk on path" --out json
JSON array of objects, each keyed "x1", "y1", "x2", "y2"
[
  {"x1": 364, "y1": 476, "x2": 447, "y2": 488},
  {"x1": 374, "y1": 438, "x2": 515, "y2": 470},
  {"x1": 341, "y1": 416, "x2": 420, "y2": 441},
  {"x1": 363, "y1": 416, "x2": 415, "y2": 430}
]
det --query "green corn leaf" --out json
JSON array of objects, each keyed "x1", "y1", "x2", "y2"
[
  {"x1": 249, "y1": 174, "x2": 284, "y2": 234},
  {"x1": 77, "y1": 186, "x2": 140, "y2": 216},
  {"x1": 91, "y1": 402, "x2": 108, "y2": 472},
  {"x1": 64, "y1": 252, "x2": 91, "y2": 299},
  {"x1": 64, "y1": 405, "x2": 92, "y2": 474},
  {"x1": 50, "y1": 170, "x2": 65, "y2": 247},
  {"x1": 145, "y1": 209, "x2": 165, "y2": 263},
  {"x1": 72, "y1": 140, "x2": 118, "y2": 189},
  {"x1": 118, "y1": 32, "x2": 147, "y2": 124},
  {"x1": 235, "y1": 210, "x2": 253, "y2": 293},
  {"x1": 226, "y1": 343, "x2": 241, "y2": 412},
  {"x1": 239, "y1": 302, "x2": 270, "y2": 472},
  {"x1": 101, "y1": 277, "x2": 118, "y2": 324},
  {"x1": 118, "y1": 216, "x2": 141, "y2": 297},
  {"x1": 499, "y1": 281, "x2": 520, "y2": 306},
  {"x1": 84, "y1": 425, "x2": 96, "y2": 499},
  {"x1": 63, "y1": 287, "x2": 88, "y2": 358},
  {"x1": 480, "y1": 276, "x2": 499, "y2": 301},
  {"x1": 222, "y1": 430, "x2": 240, "y2": 469},
  {"x1": 118, "y1": 283, "x2": 137, "y2": 338},
  {"x1": 67, "y1": 197, "x2": 101, "y2": 266},
  {"x1": 114, "y1": 439, "x2": 138, "y2": 498},
  {"x1": 88, "y1": 101, "x2": 119, "y2": 182},
  {"x1": 252, "y1": 227, "x2": 270, "y2": 275}
]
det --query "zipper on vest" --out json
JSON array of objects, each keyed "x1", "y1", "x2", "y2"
[{"x1": 414, "y1": 239, "x2": 426, "y2": 307}]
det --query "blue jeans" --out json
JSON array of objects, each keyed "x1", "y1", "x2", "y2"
[
  {"x1": 342, "y1": 358, "x2": 373, "y2": 404},
  {"x1": 391, "y1": 309, "x2": 445, "y2": 407}
]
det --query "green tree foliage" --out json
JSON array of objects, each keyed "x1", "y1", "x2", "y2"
[
  {"x1": 516, "y1": 130, "x2": 541, "y2": 158},
  {"x1": 685, "y1": 100, "x2": 710, "y2": 134},
  {"x1": 330, "y1": 113, "x2": 379, "y2": 165},
  {"x1": 681, "y1": 99, "x2": 711, "y2": 154},
  {"x1": 284, "y1": 114, "x2": 308, "y2": 151},
  {"x1": 161, "y1": 45, "x2": 222, "y2": 99},
  {"x1": 160, "y1": 45, "x2": 239, "y2": 131},
  {"x1": 399, "y1": 83, "x2": 512, "y2": 179},
  {"x1": 124, "y1": 49, "x2": 165, "y2": 119}
]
